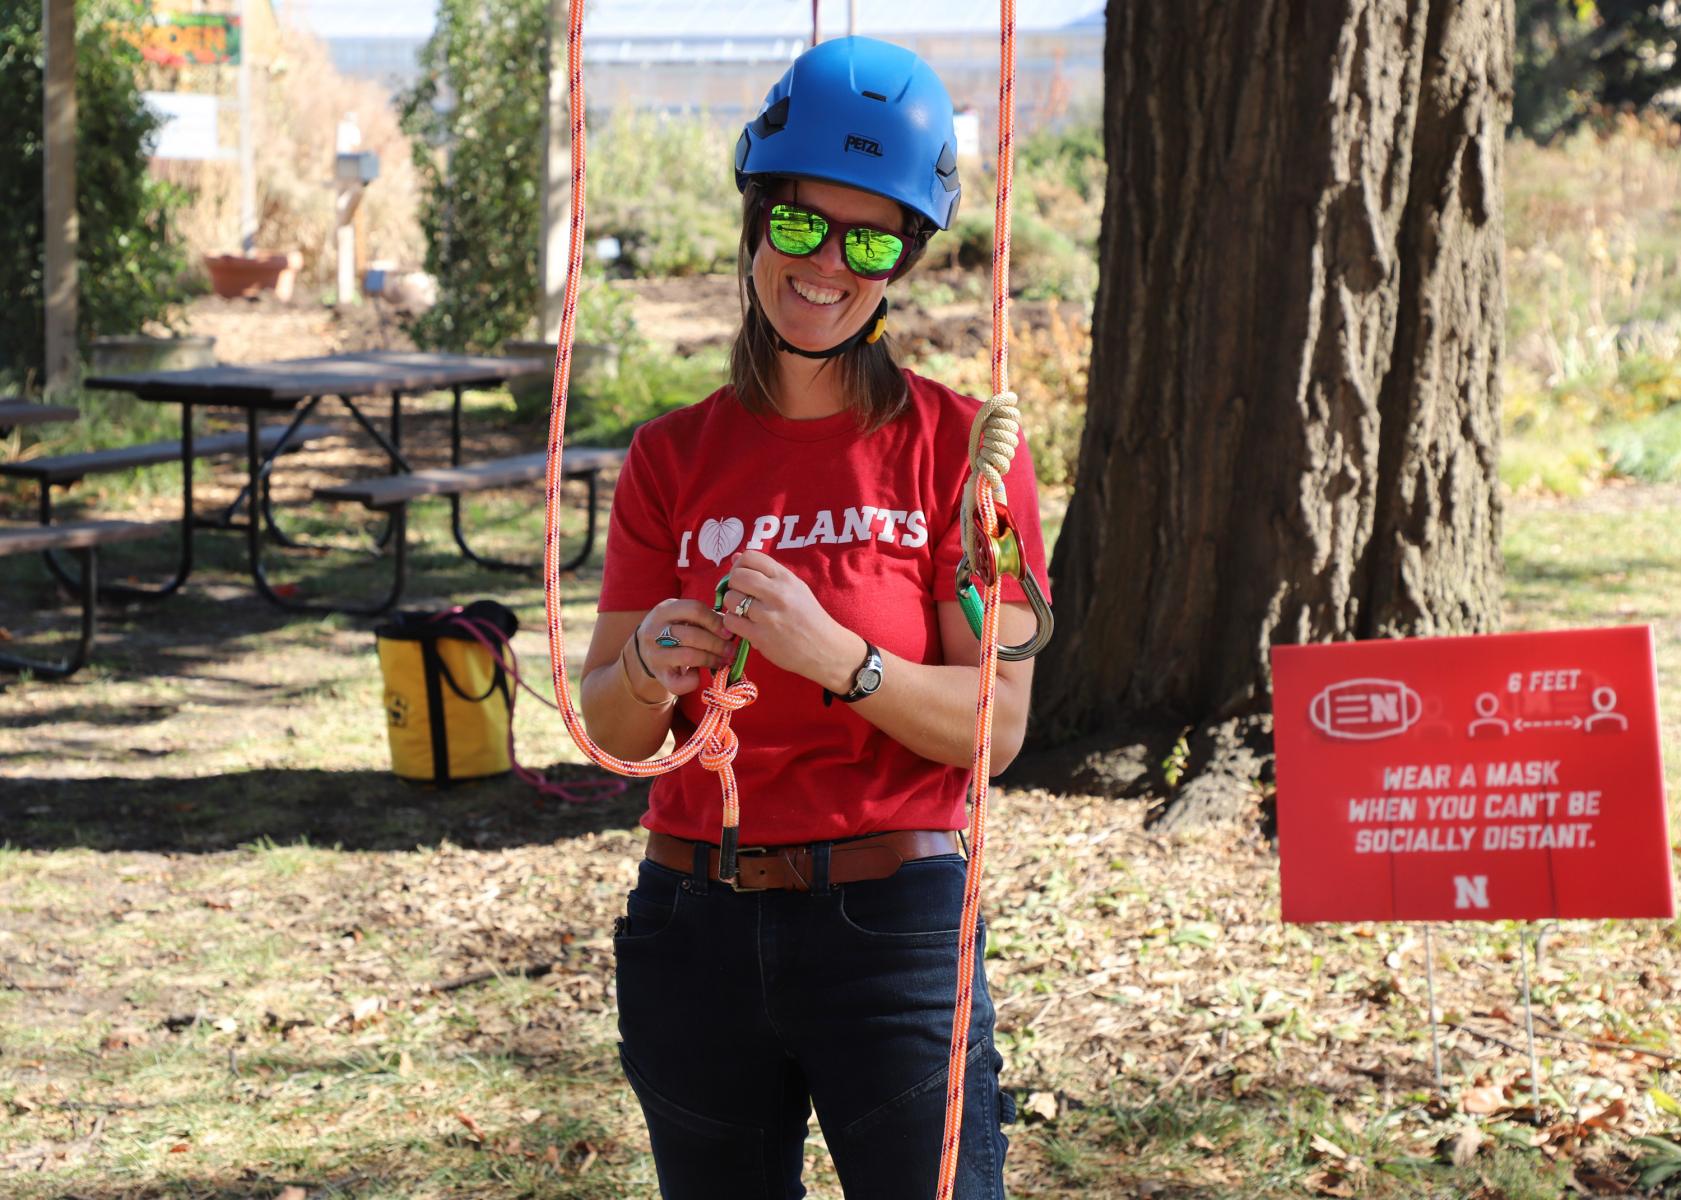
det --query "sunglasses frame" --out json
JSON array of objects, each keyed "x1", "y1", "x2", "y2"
[{"x1": 760, "y1": 200, "x2": 909, "y2": 281}]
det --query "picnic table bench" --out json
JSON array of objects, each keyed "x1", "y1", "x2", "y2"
[
  {"x1": 0, "y1": 519, "x2": 169, "y2": 679},
  {"x1": 0, "y1": 423, "x2": 335, "y2": 600},
  {"x1": 0, "y1": 400, "x2": 78, "y2": 434},
  {"x1": 314, "y1": 446, "x2": 626, "y2": 574}
]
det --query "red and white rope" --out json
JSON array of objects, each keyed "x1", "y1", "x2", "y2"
[
  {"x1": 935, "y1": 0, "x2": 1018, "y2": 1193},
  {"x1": 540, "y1": 3, "x2": 759, "y2": 828},
  {"x1": 536, "y1": 8, "x2": 1023, "y2": 1194}
]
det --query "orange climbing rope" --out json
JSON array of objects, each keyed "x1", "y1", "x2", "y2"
[
  {"x1": 934, "y1": 0, "x2": 1018, "y2": 1194},
  {"x1": 539, "y1": 7, "x2": 1027, "y2": 1195},
  {"x1": 540, "y1": 0, "x2": 759, "y2": 836}
]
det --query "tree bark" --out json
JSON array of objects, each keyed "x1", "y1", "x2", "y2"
[{"x1": 1029, "y1": 0, "x2": 1511, "y2": 822}]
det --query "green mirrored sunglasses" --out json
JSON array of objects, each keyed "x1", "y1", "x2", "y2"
[{"x1": 763, "y1": 202, "x2": 907, "y2": 280}]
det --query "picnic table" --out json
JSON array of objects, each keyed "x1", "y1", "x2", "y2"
[
  {"x1": 79, "y1": 350, "x2": 588, "y2": 615},
  {"x1": 1, "y1": 401, "x2": 173, "y2": 678}
]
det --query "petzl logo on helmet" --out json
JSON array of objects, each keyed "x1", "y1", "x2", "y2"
[
  {"x1": 1308, "y1": 678, "x2": 1422, "y2": 741},
  {"x1": 844, "y1": 134, "x2": 883, "y2": 157}
]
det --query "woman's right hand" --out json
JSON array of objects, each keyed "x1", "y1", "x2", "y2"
[{"x1": 631, "y1": 599, "x2": 737, "y2": 698}]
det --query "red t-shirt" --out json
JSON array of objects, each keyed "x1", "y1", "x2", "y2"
[{"x1": 597, "y1": 370, "x2": 1050, "y2": 845}]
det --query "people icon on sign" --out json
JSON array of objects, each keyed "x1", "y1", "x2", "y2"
[
  {"x1": 1467, "y1": 692, "x2": 1509, "y2": 738},
  {"x1": 1585, "y1": 686, "x2": 1629, "y2": 733}
]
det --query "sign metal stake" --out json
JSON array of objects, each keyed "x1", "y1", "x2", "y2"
[
  {"x1": 1518, "y1": 926, "x2": 1543, "y2": 1112},
  {"x1": 1422, "y1": 924, "x2": 1444, "y2": 1094}
]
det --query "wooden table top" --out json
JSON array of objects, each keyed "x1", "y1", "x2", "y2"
[{"x1": 84, "y1": 350, "x2": 550, "y2": 410}]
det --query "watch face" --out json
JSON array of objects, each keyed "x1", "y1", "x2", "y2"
[{"x1": 857, "y1": 666, "x2": 883, "y2": 694}]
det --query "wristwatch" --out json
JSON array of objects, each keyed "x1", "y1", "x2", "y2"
[{"x1": 825, "y1": 642, "x2": 884, "y2": 706}]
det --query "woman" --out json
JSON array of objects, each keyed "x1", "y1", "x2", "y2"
[{"x1": 579, "y1": 36, "x2": 1049, "y2": 1199}]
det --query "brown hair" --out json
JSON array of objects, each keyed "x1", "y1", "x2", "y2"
[{"x1": 728, "y1": 178, "x2": 931, "y2": 432}]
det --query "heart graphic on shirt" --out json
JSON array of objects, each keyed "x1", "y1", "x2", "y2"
[{"x1": 698, "y1": 517, "x2": 745, "y2": 565}]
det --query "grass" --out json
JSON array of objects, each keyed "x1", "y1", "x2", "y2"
[
  {"x1": 2, "y1": 479, "x2": 1678, "y2": 1197},
  {"x1": 1504, "y1": 116, "x2": 1681, "y2": 495},
  {"x1": 1502, "y1": 489, "x2": 1681, "y2": 806}
]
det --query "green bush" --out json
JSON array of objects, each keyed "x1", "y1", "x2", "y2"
[
  {"x1": 398, "y1": 5, "x2": 727, "y2": 349},
  {"x1": 564, "y1": 346, "x2": 727, "y2": 447},
  {"x1": 398, "y1": 0, "x2": 547, "y2": 354},
  {"x1": 589, "y1": 111, "x2": 738, "y2": 277},
  {"x1": 1515, "y1": 0, "x2": 1681, "y2": 141},
  {"x1": 1602, "y1": 405, "x2": 1681, "y2": 482},
  {"x1": 939, "y1": 119, "x2": 1104, "y2": 305},
  {"x1": 0, "y1": 0, "x2": 189, "y2": 387}
]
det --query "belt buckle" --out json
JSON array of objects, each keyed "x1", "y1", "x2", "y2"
[{"x1": 725, "y1": 846, "x2": 773, "y2": 892}]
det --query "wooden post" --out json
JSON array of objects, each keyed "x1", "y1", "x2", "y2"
[
  {"x1": 43, "y1": 0, "x2": 78, "y2": 395},
  {"x1": 238, "y1": 0, "x2": 256, "y2": 253},
  {"x1": 538, "y1": 0, "x2": 571, "y2": 343}
]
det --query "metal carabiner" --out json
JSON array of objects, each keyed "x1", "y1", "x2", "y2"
[
  {"x1": 955, "y1": 551, "x2": 1054, "y2": 663},
  {"x1": 713, "y1": 572, "x2": 752, "y2": 685},
  {"x1": 954, "y1": 492, "x2": 1052, "y2": 661}
]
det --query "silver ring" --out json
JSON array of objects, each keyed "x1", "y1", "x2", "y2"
[
  {"x1": 655, "y1": 624, "x2": 681, "y2": 648},
  {"x1": 733, "y1": 595, "x2": 754, "y2": 618}
]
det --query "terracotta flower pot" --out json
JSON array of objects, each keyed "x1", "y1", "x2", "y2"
[{"x1": 204, "y1": 251, "x2": 304, "y2": 301}]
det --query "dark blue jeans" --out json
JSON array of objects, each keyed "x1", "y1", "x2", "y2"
[{"x1": 613, "y1": 848, "x2": 1011, "y2": 1199}]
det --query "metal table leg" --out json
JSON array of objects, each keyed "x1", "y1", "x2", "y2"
[
  {"x1": 1, "y1": 547, "x2": 99, "y2": 678},
  {"x1": 245, "y1": 409, "x2": 408, "y2": 616},
  {"x1": 41, "y1": 403, "x2": 196, "y2": 600}
]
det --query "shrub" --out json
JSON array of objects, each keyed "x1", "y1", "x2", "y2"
[
  {"x1": 907, "y1": 301, "x2": 1089, "y2": 489},
  {"x1": 563, "y1": 345, "x2": 728, "y2": 447},
  {"x1": 0, "y1": 0, "x2": 190, "y2": 386},
  {"x1": 588, "y1": 110, "x2": 738, "y2": 277},
  {"x1": 939, "y1": 117, "x2": 1104, "y2": 305},
  {"x1": 399, "y1": 0, "x2": 547, "y2": 353}
]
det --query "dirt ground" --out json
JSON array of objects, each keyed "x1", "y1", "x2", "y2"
[{"x1": 176, "y1": 268, "x2": 1053, "y2": 367}]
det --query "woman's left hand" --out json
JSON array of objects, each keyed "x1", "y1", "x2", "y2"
[{"x1": 718, "y1": 550, "x2": 860, "y2": 692}]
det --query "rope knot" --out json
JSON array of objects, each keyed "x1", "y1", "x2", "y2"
[
  {"x1": 962, "y1": 391, "x2": 1021, "y2": 568},
  {"x1": 703, "y1": 678, "x2": 758, "y2": 714},
  {"x1": 699, "y1": 727, "x2": 739, "y2": 773}
]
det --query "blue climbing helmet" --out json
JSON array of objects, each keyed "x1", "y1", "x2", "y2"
[{"x1": 734, "y1": 36, "x2": 961, "y2": 232}]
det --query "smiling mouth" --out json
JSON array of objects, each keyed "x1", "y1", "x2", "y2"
[{"x1": 790, "y1": 278, "x2": 845, "y2": 306}]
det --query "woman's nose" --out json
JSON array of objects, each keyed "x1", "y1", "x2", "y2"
[{"x1": 811, "y1": 232, "x2": 848, "y2": 275}]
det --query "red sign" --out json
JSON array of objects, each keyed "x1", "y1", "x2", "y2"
[{"x1": 1271, "y1": 626, "x2": 1672, "y2": 923}]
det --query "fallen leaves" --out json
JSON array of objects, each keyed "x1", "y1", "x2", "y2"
[
  {"x1": 1023, "y1": 1091, "x2": 1058, "y2": 1121},
  {"x1": 1303, "y1": 1130, "x2": 1367, "y2": 1197},
  {"x1": 1462, "y1": 1083, "x2": 1509, "y2": 1115},
  {"x1": 451, "y1": 1111, "x2": 604, "y2": 1176}
]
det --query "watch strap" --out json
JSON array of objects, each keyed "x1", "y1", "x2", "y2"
[{"x1": 823, "y1": 641, "x2": 882, "y2": 707}]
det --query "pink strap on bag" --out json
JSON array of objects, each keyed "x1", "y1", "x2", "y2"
[{"x1": 431, "y1": 607, "x2": 629, "y2": 804}]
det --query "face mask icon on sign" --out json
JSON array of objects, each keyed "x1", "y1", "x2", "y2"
[{"x1": 1307, "y1": 678, "x2": 1422, "y2": 741}]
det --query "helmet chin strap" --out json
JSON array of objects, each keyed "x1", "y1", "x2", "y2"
[{"x1": 751, "y1": 283, "x2": 889, "y2": 360}]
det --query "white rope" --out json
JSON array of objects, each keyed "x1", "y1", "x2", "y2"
[{"x1": 961, "y1": 390, "x2": 1022, "y2": 569}]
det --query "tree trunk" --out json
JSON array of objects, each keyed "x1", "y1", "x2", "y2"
[{"x1": 1028, "y1": 0, "x2": 1511, "y2": 825}]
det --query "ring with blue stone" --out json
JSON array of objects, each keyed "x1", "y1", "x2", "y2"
[{"x1": 654, "y1": 624, "x2": 681, "y2": 649}]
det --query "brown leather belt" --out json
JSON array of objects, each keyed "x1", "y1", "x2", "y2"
[{"x1": 645, "y1": 829, "x2": 961, "y2": 892}]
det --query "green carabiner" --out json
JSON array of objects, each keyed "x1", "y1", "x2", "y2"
[
  {"x1": 714, "y1": 572, "x2": 752, "y2": 685},
  {"x1": 957, "y1": 559, "x2": 986, "y2": 640}
]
